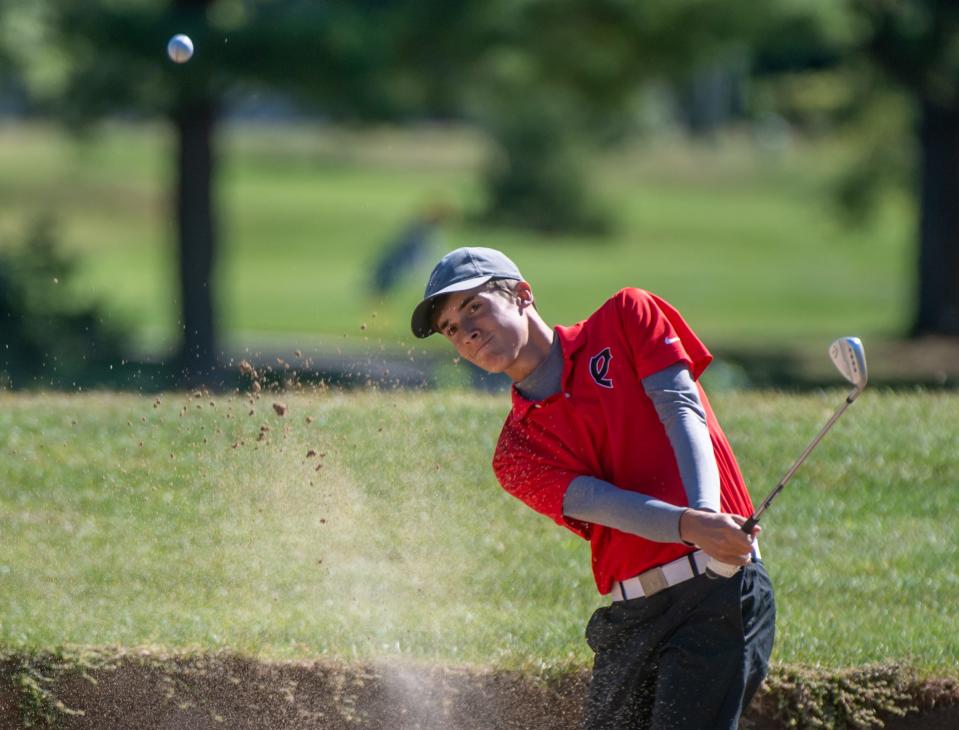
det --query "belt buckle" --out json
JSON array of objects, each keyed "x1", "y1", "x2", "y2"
[{"x1": 638, "y1": 567, "x2": 669, "y2": 597}]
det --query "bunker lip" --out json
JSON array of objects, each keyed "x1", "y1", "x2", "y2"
[{"x1": 1, "y1": 652, "x2": 956, "y2": 730}]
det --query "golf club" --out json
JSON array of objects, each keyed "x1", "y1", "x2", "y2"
[{"x1": 706, "y1": 336, "x2": 868, "y2": 578}]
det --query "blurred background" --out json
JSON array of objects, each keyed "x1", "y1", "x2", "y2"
[{"x1": 1, "y1": 0, "x2": 958, "y2": 392}]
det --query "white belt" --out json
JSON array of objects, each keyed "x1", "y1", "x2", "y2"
[{"x1": 608, "y1": 543, "x2": 761, "y2": 602}]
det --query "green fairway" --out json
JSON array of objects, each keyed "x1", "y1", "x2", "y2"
[
  {"x1": 0, "y1": 123, "x2": 912, "y2": 356},
  {"x1": 1, "y1": 389, "x2": 955, "y2": 676}
]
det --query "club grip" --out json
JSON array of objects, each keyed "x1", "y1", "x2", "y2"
[{"x1": 741, "y1": 515, "x2": 758, "y2": 534}]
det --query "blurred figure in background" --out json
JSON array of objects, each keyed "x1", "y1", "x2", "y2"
[{"x1": 371, "y1": 203, "x2": 453, "y2": 297}]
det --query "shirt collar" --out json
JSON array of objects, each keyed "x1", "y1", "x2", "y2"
[{"x1": 509, "y1": 322, "x2": 587, "y2": 420}]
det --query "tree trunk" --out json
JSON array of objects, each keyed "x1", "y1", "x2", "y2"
[
  {"x1": 913, "y1": 98, "x2": 959, "y2": 336},
  {"x1": 173, "y1": 97, "x2": 218, "y2": 383}
]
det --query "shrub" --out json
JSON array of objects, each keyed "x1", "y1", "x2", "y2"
[{"x1": 0, "y1": 217, "x2": 128, "y2": 389}]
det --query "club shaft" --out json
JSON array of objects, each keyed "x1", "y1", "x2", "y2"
[{"x1": 744, "y1": 391, "x2": 856, "y2": 530}]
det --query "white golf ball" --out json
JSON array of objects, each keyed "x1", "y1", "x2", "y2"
[{"x1": 167, "y1": 34, "x2": 194, "y2": 64}]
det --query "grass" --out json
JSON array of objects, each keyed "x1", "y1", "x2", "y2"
[
  {"x1": 0, "y1": 121, "x2": 914, "y2": 356},
  {"x1": 1, "y1": 389, "x2": 956, "y2": 676}
]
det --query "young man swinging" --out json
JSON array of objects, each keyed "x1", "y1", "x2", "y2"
[{"x1": 411, "y1": 247, "x2": 776, "y2": 729}]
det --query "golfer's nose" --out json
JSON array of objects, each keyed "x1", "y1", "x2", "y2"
[
  {"x1": 454, "y1": 328, "x2": 475, "y2": 353},
  {"x1": 455, "y1": 325, "x2": 479, "y2": 349}
]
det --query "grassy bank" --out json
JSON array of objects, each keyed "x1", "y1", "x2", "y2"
[
  {"x1": 0, "y1": 123, "x2": 912, "y2": 355},
  {"x1": 1, "y1": 389, "x2": 955, "y2": 676}
]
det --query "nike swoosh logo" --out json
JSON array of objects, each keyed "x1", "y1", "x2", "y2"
[{"x1": 664, "y1": 336, "x2": 680, "y2": 345}]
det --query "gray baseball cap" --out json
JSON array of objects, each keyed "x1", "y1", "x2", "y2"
[{"x1": 410, "y1": 247, "x2": 524, "y2": 338}]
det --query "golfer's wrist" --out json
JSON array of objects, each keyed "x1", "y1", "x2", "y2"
[{"x1": 678, "y1": 508, "x2": 699, "y2": 547}]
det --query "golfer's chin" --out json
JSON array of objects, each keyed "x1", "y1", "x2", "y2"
[{"x1": 470, "y1": 348, "x2": 511, "y2": 375}]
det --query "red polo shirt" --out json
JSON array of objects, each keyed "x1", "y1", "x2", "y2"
[{"x1": 492, "y1": 288, "x2": 755, "y2": 595}]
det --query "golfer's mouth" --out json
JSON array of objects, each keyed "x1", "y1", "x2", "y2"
[{"x1": 474, "y1": 336, "x2": 493, "y2": 357}]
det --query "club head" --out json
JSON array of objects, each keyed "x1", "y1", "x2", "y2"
[{"x1": 829, "y1": 336, "x2": 868, "y2": 399}]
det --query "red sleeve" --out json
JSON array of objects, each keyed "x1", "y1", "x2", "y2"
[
  {"x1": 492, "y1": 417, "x2": 592, "y2": 540},
  {"x1": 613, "y1": 288, "x2": 712, "y2": 381}
]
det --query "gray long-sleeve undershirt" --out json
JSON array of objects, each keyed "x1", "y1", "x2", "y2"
[{"x1": 515, "y1": 336, "x2": 720, "y2": 543}]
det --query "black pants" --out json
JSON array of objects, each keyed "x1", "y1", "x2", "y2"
[{"x1": 583, "y1": 561, "x2": 776, "y2": 729}]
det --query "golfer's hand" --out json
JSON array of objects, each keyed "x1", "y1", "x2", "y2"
[{"x1": 679, "y1": 510, "x2": 759, "y2": 566}]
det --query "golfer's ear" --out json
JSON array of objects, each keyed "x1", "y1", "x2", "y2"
[{"x1": 516, "y1": 281, "x2": 534, "y2": 306}]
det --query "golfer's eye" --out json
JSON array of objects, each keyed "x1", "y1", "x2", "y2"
[{"x1": 469, "y1": 302, "x2": 481, "y2": 313}]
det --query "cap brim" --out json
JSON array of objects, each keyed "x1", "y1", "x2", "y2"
[{"x1": 410, "y1": 275, "x2": 493, "y2": 338}]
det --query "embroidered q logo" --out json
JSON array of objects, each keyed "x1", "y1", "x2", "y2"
[{"x1": 589, "y1": 347, "x2": 614, "y2": 388}]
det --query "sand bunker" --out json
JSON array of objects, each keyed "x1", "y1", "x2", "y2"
[{"x1": 2, "y1": 654, "x2": 957, "y2": 729}]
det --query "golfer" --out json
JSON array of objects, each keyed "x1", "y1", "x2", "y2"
[{"x1": 411, "y1": 247, "x2": 775, "y2": 729}]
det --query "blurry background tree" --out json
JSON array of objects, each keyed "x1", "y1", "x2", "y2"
[
  {"x1": 849, "y1": 0, "x2": 959, "y2": 336},
  {"x1": 749, "y1": 0, "x2": 959, "y2": 337}
]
